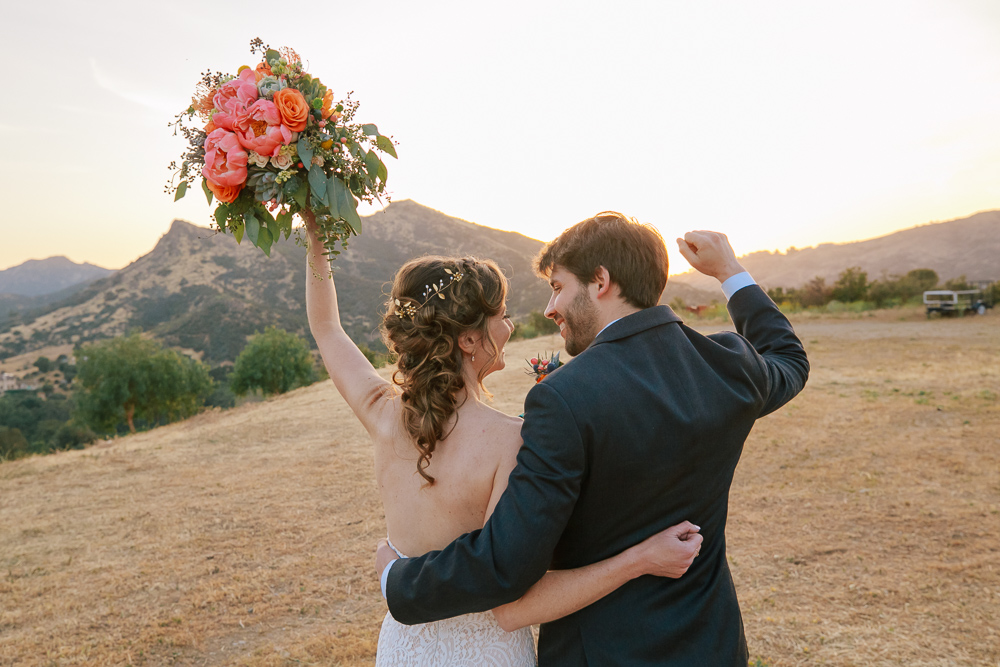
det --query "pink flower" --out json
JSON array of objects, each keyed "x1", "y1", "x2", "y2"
[
  {"x1": 202, "y1": 129, "x2": 248, "y2": 188},
  {"x1": 233, "y1": 99, "x2": 292, "y2": 157},
  {"x1": 212, "y1": 69, "x2": 258, "y2": 131}
]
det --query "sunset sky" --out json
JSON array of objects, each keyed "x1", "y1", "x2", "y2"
[{"x1": 3, "y1": 0, "x2": 998, "y2": 274}]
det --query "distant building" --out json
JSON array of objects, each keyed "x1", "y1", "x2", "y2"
[{"x1": 0, "y1": 372, "x2": 26, "y2": 394}]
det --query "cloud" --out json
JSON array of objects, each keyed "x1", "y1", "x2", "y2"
[{"x1": 89, "y1": 58, "x2": 181, "y2": 114}]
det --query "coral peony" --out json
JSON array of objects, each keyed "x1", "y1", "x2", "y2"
[
  {"x1": 202, "y1": 129, "x2": 248, "y2": 188},
  {"x1": 206, "y1": 180, "x2": 242, "y2": 203},
  {"x1": 212, "y1": 69, "x2": 258, "y2": 131},
  {"x1": 233, "y1": 99, "x2": 292, "y2": 157},
  {"x1": 273, "y1": 88, "x2": 309, "y2": 132}
]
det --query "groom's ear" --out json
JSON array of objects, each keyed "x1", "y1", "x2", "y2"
[{"x1": 592, "y1": 266, "x2": 614, "y2": 299}]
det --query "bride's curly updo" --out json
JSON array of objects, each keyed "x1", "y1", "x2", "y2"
[{"x1": 382, "y1": 256, "x2": 509, "y2": 485}]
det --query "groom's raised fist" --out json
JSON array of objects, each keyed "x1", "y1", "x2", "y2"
[{"x1": 676, "y1": 231, "x2": 745, "y2": 283}]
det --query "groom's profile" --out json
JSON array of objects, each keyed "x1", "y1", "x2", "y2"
[{"x1": 379, "y1": 212, "x2": 809, "y2": 665}]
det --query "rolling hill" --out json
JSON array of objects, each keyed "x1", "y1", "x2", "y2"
[
  {"x1": 671, "y1": 209, "x2": 1000, "y2": 292},
  {"x1": 0, "y1": 201, "x2": 720, "y2": 365}
]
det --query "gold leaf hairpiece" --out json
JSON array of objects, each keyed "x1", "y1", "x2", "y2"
[{"x1": 395, "y1": 269, "x2": 465, "y2": 321}]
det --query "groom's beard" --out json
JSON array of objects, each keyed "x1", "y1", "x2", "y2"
[{"x1": 563, "y1": 290, "x2": 600, "y2": 356}]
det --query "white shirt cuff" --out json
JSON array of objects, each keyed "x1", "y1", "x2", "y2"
[
  {"x1": 381, "y1": 558, "x2": 396, "y2": 599},
  {"x1": 721, "y1": 272, "x2": 756, "y2": 301}
]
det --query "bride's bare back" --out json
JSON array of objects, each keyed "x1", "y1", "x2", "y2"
[{"x1": 373, "y1": 398, "x2": 522, "y2": 557}]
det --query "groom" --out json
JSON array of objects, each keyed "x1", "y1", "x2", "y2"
[{"x1": 379, "y1": 212, "x2": 809, "y2": 665}]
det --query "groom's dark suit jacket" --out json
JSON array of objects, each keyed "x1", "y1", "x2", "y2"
[{"x1": 386, "y1": 286, "x2": 809, "y2": 665}]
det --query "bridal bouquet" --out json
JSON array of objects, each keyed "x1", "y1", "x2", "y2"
[{"x1": 167, "y1": 38, "x2": 396, "y2": 259}]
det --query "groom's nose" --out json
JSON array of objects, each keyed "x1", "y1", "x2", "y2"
[{"x1": 544, "y1": 293, "x2": 557, "y2": 320}]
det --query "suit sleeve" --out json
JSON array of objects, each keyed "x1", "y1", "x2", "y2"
[
  {"x1": 385, "y1": 381, "x2": 586, "y2": 625},
  {"x1": 726, "y1": 285, "x2": 810, "y2": 417}
]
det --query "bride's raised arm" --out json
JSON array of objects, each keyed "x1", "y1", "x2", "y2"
[{"x1": 303, "y1": 211, "x2": 392, "y2": 433}]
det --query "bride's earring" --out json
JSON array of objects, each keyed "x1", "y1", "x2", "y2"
[{"x1": 472, "y1": 354, "x2": 475, "y2": 362}]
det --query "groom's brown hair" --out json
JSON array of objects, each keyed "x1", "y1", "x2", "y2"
[{"x1": 534, "y1": 211, "x2": 669, "y2": 309}]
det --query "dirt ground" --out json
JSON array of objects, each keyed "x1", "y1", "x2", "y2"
[{"x1": 1, "y1": 309, "x2": 997, "y2": 666}]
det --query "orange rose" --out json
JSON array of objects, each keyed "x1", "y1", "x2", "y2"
[
  {"x1": 206, "y1": 180, "x2": 242, "y2": 204},
  {"x1": 204, "y1": 118, "x2": 217, "y2": 133},
  {"x1": 320, "y1": 89, "x2": 334, "y2": 119},
  {"x1": 273, "y1": 88, "x2": 309, "y2": 132},
  {"x1": 255, "y1": 61, "x2": 272, "y2": 78}
]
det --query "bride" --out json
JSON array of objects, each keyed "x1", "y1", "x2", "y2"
[{"x1": 302, "y1": 215, "x2": 702, "y2": 666}]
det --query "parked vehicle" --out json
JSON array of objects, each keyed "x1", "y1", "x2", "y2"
[{"x1": 923, "y1": 290, "x2": 993, "y2": 317}]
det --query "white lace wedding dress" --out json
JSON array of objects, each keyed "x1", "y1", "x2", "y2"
[{"x1": 376, "y1": 540, "x2": 537, "y2": 667}]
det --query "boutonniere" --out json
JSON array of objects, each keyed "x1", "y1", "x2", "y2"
[{"x1": 526, "y1": 352, "x2": 563, "y2": 382}]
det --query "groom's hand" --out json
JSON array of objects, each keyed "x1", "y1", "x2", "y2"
[
  {"x1": 631, "y1": 521, "x2": 704, "y2": 579},
  {"x1": 376, "y1": 538, "x2": 399, "y2": 580},
  {"x1": 676, "y1": 231, "x2": 745, "y2": 283}
]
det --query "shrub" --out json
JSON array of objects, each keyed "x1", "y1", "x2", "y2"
[
  {"x1": 0, "y1": 427, "x2": 28, "y2": 461},
  {"x1": 230, "y1": 327, "x2": 316, "y2": 397},
  {"x1": 511, "y1": 310, "x2": 560, "y2": 340},
  {"x1": 52, "y1": 423, "x2": 98, "y2": 450}
]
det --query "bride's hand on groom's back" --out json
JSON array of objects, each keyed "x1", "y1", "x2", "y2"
[{"x1": 628, "y1": 521, "x2": 703, "y2": 579}]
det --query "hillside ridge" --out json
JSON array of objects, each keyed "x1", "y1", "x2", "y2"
[
  {"x1": 0, "y1": 256, "x2": 114, "y2": 297},
  {"x1": 672, "y1": 209, "x2": 1000, "y2": 291}
]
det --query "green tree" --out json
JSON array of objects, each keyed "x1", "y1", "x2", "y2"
[
  {"x1": 230, "y1": 327, "x2": 316, "y2": 397},
  {"x1": 905, "y1": 269, "x2": 938, "y2": 293},
  {"x1": 944, "y1": 275, "x2": 973, "y2": 291},
  {"x1": 74, "y1": 333, "x2": 213, "y2": 434},
  {"x1": 34, "y1": 356, "x2": 52, "y2": 373},
  {"x1": 832, "y1": 266, "x2": 870, "y2": 303}
]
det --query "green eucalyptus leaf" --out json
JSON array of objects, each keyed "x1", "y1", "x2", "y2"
[
  {"x1": 257, "y1": 226, "x2": 273, "y2": 256},
  {"x1": 377, "y1": 159, "x2": 388, "y2": 183},
  {"x1": 276, "y1": 211, "x2": 293, "y2": 239},
  {"x1": 330, "y1": 178, "x2": 362, "y2": 235},
  {"x1": 361, "y1": 123, "x2": 379, "y2": 136},
  {"x1": 232, "y1": 219, "x2": 244, "y2": 244},
  {"x1": 297, "y1": 138, "x2": 313, "y2": 169},
  {"x1": 308, "y1": 165, "x2": 328, "y2": 207},
  {"x1": 244, "y1": 210, "x2": 260, "y2": 246},
  {"x1": 265, "y1": 49, "x2": 281, "y2": 65},
  {"x1": 365, "y1": 151, "x2": 381, "y2": 182},
  {"x1": 376, "y1": 135, "x2": 397, "y2": 158},
  {"x1": 326, "y1": 174, "x2": 342, "y2": 220},
  {"x1": 174, "y1": 181, "x2": 188, "y2": 201},
  {"x1": 214, "y1": 205, "x2": 228, "y2": 231},
  {"x1": 202, "y1": 179, "x2": 214, "y2": 204},
  {"x1": 292, "y1": 178, "x2": 308, "y2": 209}
]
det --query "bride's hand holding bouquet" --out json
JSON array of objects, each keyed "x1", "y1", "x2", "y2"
[{"x1": 168, "y1": 38, "x2": 396, "y2": 261}]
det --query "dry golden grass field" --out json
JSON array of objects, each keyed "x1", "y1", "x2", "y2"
[{"x1": 2, "y1": 309, "x2": 998, "y2": 666}]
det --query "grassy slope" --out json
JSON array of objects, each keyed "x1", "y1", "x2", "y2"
[{"x1": 1, "y1": 313, "x2": 998, "y2": 666}]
